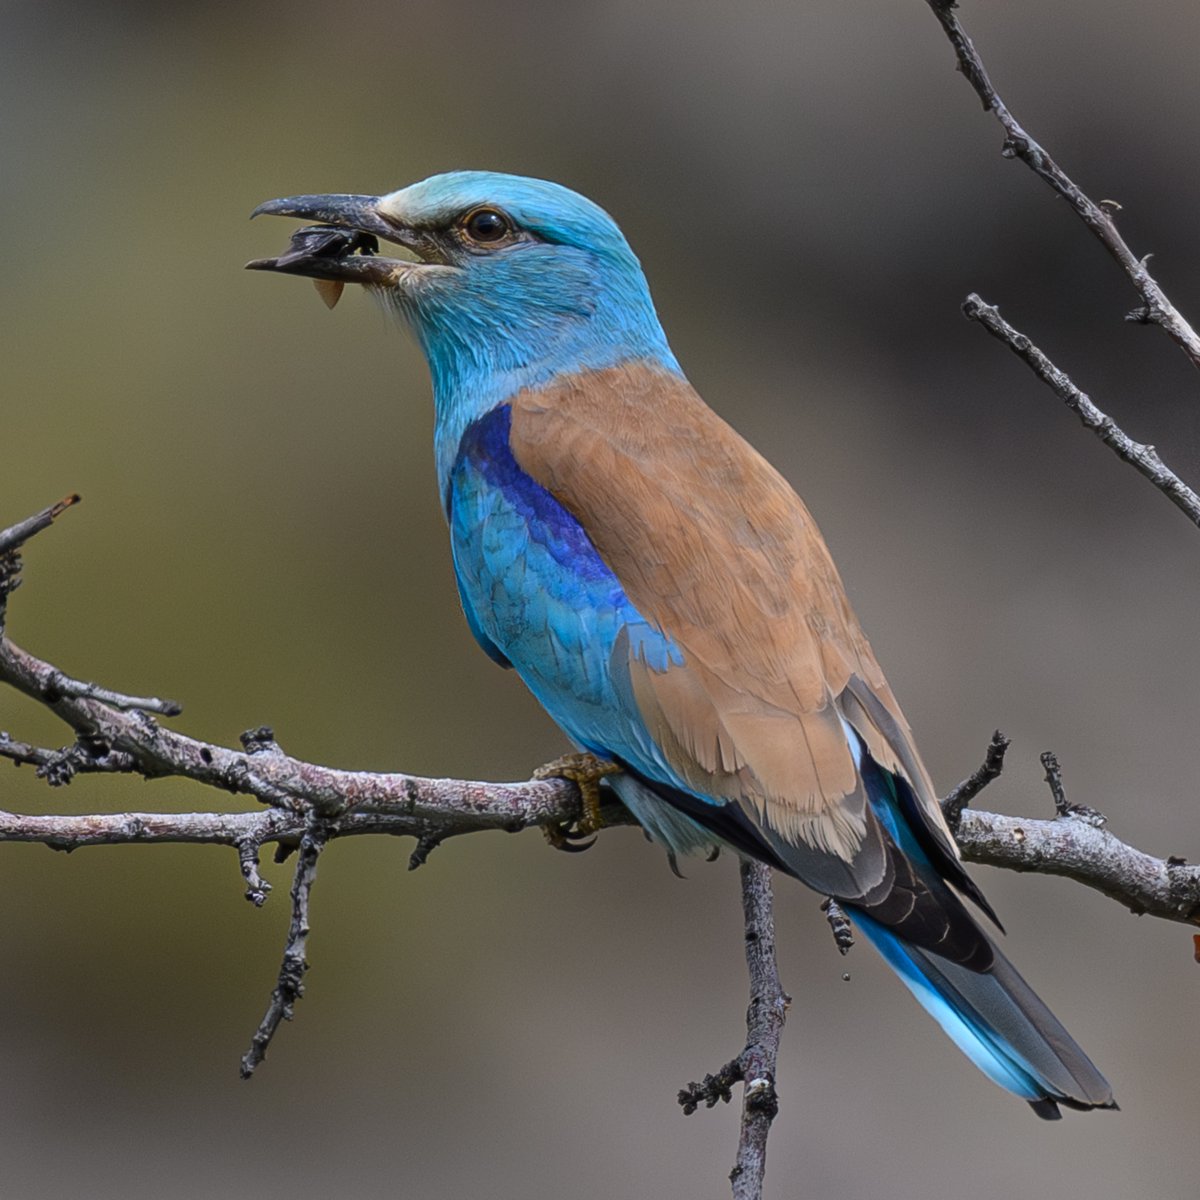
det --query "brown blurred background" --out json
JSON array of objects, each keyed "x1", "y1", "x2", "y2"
[{"x1": 2, "y1": 1, "x2": 1199, "y2": 1196}]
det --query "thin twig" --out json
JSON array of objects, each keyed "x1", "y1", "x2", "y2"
[
  {"x1": 1039, "y1": 750, "x2": 1107, "y2": 828},
  {"x1": 730, "y1": 861, "x2": 788, "y2": 1199},
  {"x1": 942, "y1": 729, "x2": 1010, "y2": 830},
  {"x1": 678, "y1": 1061, "x2": 741, "y2": 1115},
  {"x1": 0, "y1": 732, "x2": 138, "y2": 777},
  {"x1": 820, "y1": 897, "x2": 855, "y2": 955},
  {"x1": 0, "y1": 494, "x2": 81, "y2": 635},
  {"x1": 0, "y1": 494, "x2": 80, "y2": 558},
  {"x1": 962, "y1": 294, "x2": 1200, "y2": 528},
  {"x1": 240, "y1": 816, "x2": 331, "y2": 1077},
  {"x1": 238, "y1": 839, "x2": 273, "y2": 906},
  {"x1": 925, "y1": 0, "x2": 1200, "y2": 372},
  {"x1": 679, "y1": 863, "x2": 789, "y2": 1200},
  {"x1": 37, "y1": 669, "x2": 182, "y2": 717},
  {"x1": 1041, "y1": 751, "x2": 1070, "y2": 818}
]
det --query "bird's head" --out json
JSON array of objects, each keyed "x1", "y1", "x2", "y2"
[{"x1": 249, "y1": 171, "x2": 680, "y2": 406}]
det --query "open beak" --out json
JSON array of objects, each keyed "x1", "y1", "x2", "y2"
[{"x1": 246, "y1": 193, "x2": 434, "y2": 289}]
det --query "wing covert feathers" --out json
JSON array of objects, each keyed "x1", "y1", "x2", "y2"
[{"x1": 508, "y1": 363, "x2": 966, "y2": 917}]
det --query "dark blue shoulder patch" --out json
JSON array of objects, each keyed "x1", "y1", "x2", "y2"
[{"x1": 451, "y1": 404, "x2": 615, "y2": 584}]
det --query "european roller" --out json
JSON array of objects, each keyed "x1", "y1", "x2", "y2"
[{"x1": 249, "y1": 171, "x2": 1114, "y2": 1119}]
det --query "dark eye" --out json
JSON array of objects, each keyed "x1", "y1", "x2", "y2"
[{"x1": 462, "y1": 207, "x2": 511, "y2": 244}]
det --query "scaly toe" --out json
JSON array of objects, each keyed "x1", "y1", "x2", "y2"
[{"x1": 534, "y1": 752, "x2": 620, "y2": 846}]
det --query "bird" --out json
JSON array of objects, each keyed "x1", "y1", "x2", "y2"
[{"x1": 248, "y1": 171, "x2": 1115, "y2": 1119}]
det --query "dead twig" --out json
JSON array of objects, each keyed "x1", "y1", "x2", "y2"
[
  {"x1": 679, "y1": 862, "x2": 790, "y2": 1200},
  {"x1": 925, "y1": 0, "x2": 1200, "y2": 371},
  {"x1": 961, "y1": 295, "x2": 1200, "y2": 529}
]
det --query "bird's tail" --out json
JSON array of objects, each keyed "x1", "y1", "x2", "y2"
[{"x1": 851, "y1": 910, "x2": 1116, "y2": 1119}]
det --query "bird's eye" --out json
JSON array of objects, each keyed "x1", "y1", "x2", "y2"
[{"x1": 462, "y1": 207, "x2": 511, "y2": 244}]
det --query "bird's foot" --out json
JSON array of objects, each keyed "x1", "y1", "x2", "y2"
[{"x1": 534, "y1": 752, "x2": 621, "y2": 852}]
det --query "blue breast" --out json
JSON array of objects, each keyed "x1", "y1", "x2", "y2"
[
  {"x1": 445, "y1": 403, "x2": 681, "y2": 762},
  {"x1": 451, "y1": 405, "x2": 619, "y2": 586}
]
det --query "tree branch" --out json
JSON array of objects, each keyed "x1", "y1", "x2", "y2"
[
  {"x1": 0, "y1": 493, "x2": 80, "y2": 637},
  {"x1": 677, "y1": 862, "x2": 789, "y2": 1199},
  {"x1": 730, "y1": 861, "x2": 788, "y2": 1197},
  {"x1": 925, "y1": 0, "x2": 1200, "y2": 372},
  {"x1": 0, "y1": 493, "x2": 80, "y2": 558},
  {"x1": 942, "y1": 729, "x2": 1010, "y2": 830},
  {"x1": 947, "y1": 740, "x2": 1200, "y2": 925},
  {"x1": 3, "y1": 498, "x2": 1198, "y2": 1088},
  {"x1": 240, "y1": 814, "x2": 330, "y2": 1077},
  {"x1": 957, "y1": 808, "x2": 1200, "y2": 924},
  {"x1": 0, "y1": 632, "x2": 614, "y2": 831},
  {"x1": 961, "y1": 294, "x2": 1200, "y2": 527},
  {"x1": 920, "y1": 11, "x2": 1200, "y2": 929}
]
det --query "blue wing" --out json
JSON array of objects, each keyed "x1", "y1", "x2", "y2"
[{"x1": 442, "y1": 402, "x2": 1114, "y2": 1118}]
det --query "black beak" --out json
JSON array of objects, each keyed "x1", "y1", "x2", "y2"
[
  {"x1": 251, "y1": 194, "x2": 396, "y2": 238},
  {"x1": 247, "y1": 193, "x2": 427, "y2": 285}
]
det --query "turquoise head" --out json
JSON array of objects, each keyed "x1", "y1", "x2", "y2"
[{"x1": 250, "y1": 171, "x2": 681, "y2": 484}]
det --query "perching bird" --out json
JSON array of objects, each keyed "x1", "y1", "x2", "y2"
[{"x1": 249, "y1": 171, "x2": 1115, "y2": 1119}]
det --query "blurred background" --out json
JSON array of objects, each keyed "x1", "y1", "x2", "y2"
[{"x1": 2, "y1": 1, "x2": 1199, "y2": 1196}]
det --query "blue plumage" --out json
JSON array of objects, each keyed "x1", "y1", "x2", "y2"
[
  {"x1": 375, "y1": 174, "x2": 682, "y2": 493},
  {"x1": 447, "y1": 403, "x2": 689, "y2": 788},
  {"x1": 252, "y1": 170, "x2": 1115, "y2": 1119}
]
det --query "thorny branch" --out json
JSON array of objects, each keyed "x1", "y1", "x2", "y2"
[{"x1": 925, "y1": 0, "x2": 1200, "y2": 373}]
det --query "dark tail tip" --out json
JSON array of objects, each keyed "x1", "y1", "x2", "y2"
[{"x1": 1029, "y1": 1098, "x2": 1063, "y2": 1120}]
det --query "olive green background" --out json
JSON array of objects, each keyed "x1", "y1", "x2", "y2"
[{"x1": 2, "y1": 2, "x2": 1199, "y2": 1197}]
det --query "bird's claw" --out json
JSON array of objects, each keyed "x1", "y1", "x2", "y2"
[
  {"x1": 534, "y1": 752, "x2": 620, "y2": 851},
  {"x1": 541, "y1": 826, "x2": 599, "y2": 853}
]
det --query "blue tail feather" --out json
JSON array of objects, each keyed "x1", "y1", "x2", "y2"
[
  {"x1": 852, "y1": 910, "x2": 1114, "y2": 1118},
  {"x1": 853, "y1": 751, "x2": 1114, "y2": 1117}
]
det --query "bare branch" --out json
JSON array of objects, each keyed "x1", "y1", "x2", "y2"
[
  {"x1": 730, "y1": 861, "x2": 788, "y2": 1198},
  {"x1": 820, "y1": 897, "x2": 855, "y2": 956},
  {"x1": 0, "y1": 803, "x2": 300, "y2": 852},
  {"x1": 38, "y1": 669, "x2": 182, "y2": 717},
  {"x1": 0, "y1": 493, "x2": 80, "y2": 558},
  {"x1": 961, "y1": 294, "x2": 1200, "y2": 528},
  {"x1": 679, "y1": 862, "x2": 789, "y2": 1200},
  {"x1": 955, "y1": 808, "x2": 1200, "y2": 925},
  {"x1": 938, "y1": 734, "x2": 1200, "y2": 924},
  {"x1": 0, "y1": 494, "x2": 81, "y2": 636},
  {"x1": 1, "y1": 500, "x2": 1196, "y2": 934},
  {"x1": 925, "y1": 0, "x2": 1200, "y2": 371},
  {"x1": 240, "y1": 816, "x2": 330, "y2": 1078},
  {"x1": 0, "y1": 635, "x2": 618, "y2": 829},
  {"x1": 942, "y1": 729, "x2": 1010, "y2": 830},
  {"x1": 2, "y1": 488, "x2": 1198, "y2": 1200}
]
